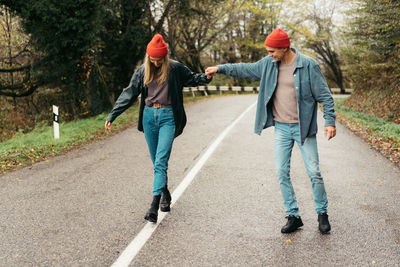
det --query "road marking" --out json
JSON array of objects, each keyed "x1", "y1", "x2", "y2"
[{"x1": 111, "y1": 101, "x2": 257, "y2": 267}]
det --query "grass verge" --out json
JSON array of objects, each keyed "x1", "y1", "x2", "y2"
[{"x1": 335, "y1": 98, "x2": 400, "y2": 167}]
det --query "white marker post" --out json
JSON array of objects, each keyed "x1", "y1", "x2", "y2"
[{"x1": 53, "y1": 105, "x2": 59, "y2": 139}]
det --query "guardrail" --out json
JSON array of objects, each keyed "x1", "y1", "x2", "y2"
[
  {"x1": 183, "y1": 86, "x2": 258, "y2": 97},
  {"x1": 183, "y1": 86, "x2": 353, "y2": 96}
]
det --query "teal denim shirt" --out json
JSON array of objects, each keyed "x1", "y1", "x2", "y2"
[{"x1": 217, "y1": 48, "x2": 336, "y2": 145}]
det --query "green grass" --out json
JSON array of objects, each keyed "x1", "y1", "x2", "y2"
[
  {"x1": 335, "y1": 98, "x2": 400, "y2": 144},
  {"x1": 0, "y1": 104, "x2": 141, "y2": 173}
]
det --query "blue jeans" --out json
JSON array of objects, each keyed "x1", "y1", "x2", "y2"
[
  {"x1": 143, "y1": 106, "x2": 175, "y2": 196},
  {"x1": 274, "y1": 122, "x2": 328, "y2": 216}
]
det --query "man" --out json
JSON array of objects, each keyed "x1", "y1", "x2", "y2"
[{"x1": 205, "y1": 28, "x2": 336, "y2": 234}]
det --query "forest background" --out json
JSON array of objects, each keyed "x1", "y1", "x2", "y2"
[{"x1": 0, "y1": 0, "x2": 399, "y2": 164}]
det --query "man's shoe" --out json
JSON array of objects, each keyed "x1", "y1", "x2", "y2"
[
  {"x1": 144, "y1": 195, "x2": 161, "y2": 223},
  {"x1": 318, "y1": 213, "x2": 331, "y2": 234},
  {"x1": 160, "y1": 185, "x2": 171, "y2": 212},
  {"x1": 281, "y1": 215, "x2": 304, "y2": 233}
]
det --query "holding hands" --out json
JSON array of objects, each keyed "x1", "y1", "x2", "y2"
[{"x1": 205, "y1": 66, "x2": 218, "y2": 79}]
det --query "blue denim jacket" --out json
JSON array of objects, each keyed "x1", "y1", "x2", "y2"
[{"x1": 217, "y1": 48, "x2": 336, "y2": 145}]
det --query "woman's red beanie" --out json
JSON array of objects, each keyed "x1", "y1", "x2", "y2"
[
  {"x1": 264, "y1": 28, "x2": 290, "y2": 48},
  {"x1": 146, "y1": 34, "x2": 168, "y2": 58}
]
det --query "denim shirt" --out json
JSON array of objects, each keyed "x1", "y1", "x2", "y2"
[{"x1": 217, "y1": 48, "x2": 336, "y2": 145}]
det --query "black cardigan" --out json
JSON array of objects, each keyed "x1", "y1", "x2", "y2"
[{"x1": 106, "y1": 60, "x2": 211, "y2": 137}]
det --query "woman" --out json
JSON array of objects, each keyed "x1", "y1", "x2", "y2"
[{"x1": 105, "y1": 34, "x2": 211, "y2": 223}]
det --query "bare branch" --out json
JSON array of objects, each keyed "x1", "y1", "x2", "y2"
[{"x1": 153, "y1": 0, "x2": 174, "y2": 34}]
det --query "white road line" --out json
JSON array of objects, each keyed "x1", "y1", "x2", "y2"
[{"x1": 111, "y1": 101, "x2": 257, "y2": 267}]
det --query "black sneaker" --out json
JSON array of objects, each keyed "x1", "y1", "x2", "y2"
[
  {"x1": 318, "y1": 213, "x2": 331, "y2": 234},
  {"x1": 281, "y1": 215, "x2": 304, "y2": 233}
]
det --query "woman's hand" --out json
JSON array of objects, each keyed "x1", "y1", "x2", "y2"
[{"x1": 105, "y1": 121, "x2": 112, "y2": 130}]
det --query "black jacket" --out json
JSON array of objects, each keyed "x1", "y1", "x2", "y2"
[{"x1": 106, "y1": 60, "x2": 211, "y2": 137}]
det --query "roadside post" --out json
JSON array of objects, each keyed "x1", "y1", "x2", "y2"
[{"x1": 53, "y1": 105, "x2": 59, "y2": 139}]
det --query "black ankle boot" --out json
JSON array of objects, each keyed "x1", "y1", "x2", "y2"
[
  {"x1": 318, "y1": 213, "x2": 331, "y2": 234},
  {"x1": 281, "y1": 215, "x2": 304, "y2": 233},
  {"x1": 160, "y1": 185, "x2": 172, "y2": 212},
  {"x1": 144, "y1": 195, "x2": 161, "y2": 223}
]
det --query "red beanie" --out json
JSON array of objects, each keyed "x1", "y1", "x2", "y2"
[
  {"x1": 147, "y1": 34, "x2": 168, "y2": 58},
  {"x1": 264, "y1": 28, "x2": 290, "y2": 48}
]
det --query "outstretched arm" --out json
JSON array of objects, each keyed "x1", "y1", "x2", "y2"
[
  {"x1": 206, "y1": 58, "x2": 266, "y2": 80},
  {"x1": 105, "y1": 66, "x2": 143, "y2": 128},
  {"x1": 181, "y1": 64, "x2": 212, "y2": 87}
]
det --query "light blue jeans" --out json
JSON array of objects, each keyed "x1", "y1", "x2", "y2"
[
  {"x1": 143, "y1": 106, "x2": 175, "y2": 196},
  {"x1": 274, "y1": 122, "x2": 328, "y2": 216}
]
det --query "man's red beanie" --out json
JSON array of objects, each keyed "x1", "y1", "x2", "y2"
[
  {"x1": 264, "y1": 28, "x2": 290, "y2": 48},
  {"x1": 146, "y1": 34, "x2": 168, "y2": 58}
]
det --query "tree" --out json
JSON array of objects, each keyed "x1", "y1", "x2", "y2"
[
  {"x1": 0, "y1": 6, "x2": 38, "y2": 98},
  {"x1": 96, "y1": 0, "x2": 151, "y2": 114},
  {"x1": 1, "y1": 0, "x2": 104, "y2": 117},
  {"x1": 303, "y1": 1, "x2": 346, "y2": 93},
  {"x1": 231, "y1": 0, "x2": 285, "y2": 62},
  {"x1": 164, "y1": 0, "x2": 238, "y2": 73},
  {"x1": 344, "y1": 0, "x2": 400, "y2": 93}
]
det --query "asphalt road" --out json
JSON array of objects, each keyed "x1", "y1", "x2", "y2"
[{"x1": 1, "y1": 95, "x2": 399, "y2": 266}]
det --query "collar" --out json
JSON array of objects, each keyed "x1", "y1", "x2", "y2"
[{"x1": 292, "y1": 48, "x2": 304, "y2": 69}]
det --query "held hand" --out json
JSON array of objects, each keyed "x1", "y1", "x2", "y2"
[
  {"x1": 105, "y1": 121, "x2": 112, "y2": 131},
  {"x1": 324, "y1": 126, "x2": 336, "y2": 141},
  {"x1": 205, "y1": 66, "x2": 218, "y2": 79}
]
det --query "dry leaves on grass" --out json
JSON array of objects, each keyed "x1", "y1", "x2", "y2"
[{"x1": 336, "y1": 113, "x2": 400, "y2": 167}]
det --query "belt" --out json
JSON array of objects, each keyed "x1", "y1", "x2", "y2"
[{"x1": 152, "y1": 103, "x2": 171, "y2": 108}]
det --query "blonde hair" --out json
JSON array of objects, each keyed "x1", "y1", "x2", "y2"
[{"x1": 143, "y1": 54, "x2": 170, "y2": 86}]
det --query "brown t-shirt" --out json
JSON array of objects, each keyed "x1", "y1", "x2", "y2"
[
  {"x1": 145, "y1": 70, "x2": 170, "y2": 106},
  {"x1": 272, "y1": 60, "x2": 298, "y2": 123}
]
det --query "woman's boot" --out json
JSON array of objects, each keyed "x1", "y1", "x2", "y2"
[
  {"x1": 160, "y1": 185, "x2": 172, "y2": 212},
  {"x1": 144, "y1": 195, "x2": 161, "y2": 223}
]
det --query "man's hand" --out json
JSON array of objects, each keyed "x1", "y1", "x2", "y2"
[
  {"x1": 105, "y1": 121, "x2": 112, "y2": 131},
  {"x1": 205, "y1": 66, "x2": 218, "y2": 79},
  {"x1": 324, "y1": 126, "x2": 336, "y2": 140}
]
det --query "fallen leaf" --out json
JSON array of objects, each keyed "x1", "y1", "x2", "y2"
[
  {"x1": 372, "y1": 260, "x2": 376, "y2": 264},
  {"x1": 285, "y1": 239, "x2": 292, "y2": 243},
  {"x1": 385, "y1": 219, "x2": 390, "y2": 222}
]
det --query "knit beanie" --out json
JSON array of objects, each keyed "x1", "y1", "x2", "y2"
[
  {"x1": 146, "y1": 34, "x2": 168, "y2": 58},
  {"x1": 264, "y1": 28, "x2": 290, "y2": 48}
]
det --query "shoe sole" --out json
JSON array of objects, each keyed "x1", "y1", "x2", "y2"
[
  {"x1": 319, "y1": 228, "x2": 331, "y2": 234},
  {"x1": 160, "y1": 206, "x2": 170, "y2": 212},
  {"x1": 144, "y1": 214, "x2": 157, "y2": 223},
  {"x1": 281, "y1": 222, "x2": 304, "y2": 233}
]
